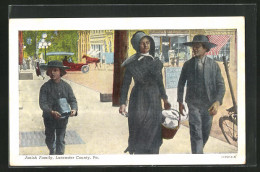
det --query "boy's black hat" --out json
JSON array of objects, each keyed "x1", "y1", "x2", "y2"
[
  {"x1": 183, "y1": 35, "x2": 217, "y2": 52},
  {"x1": 41, "y1": 60, "x2": 70, "y2": 70},
  {"x1": 41, "y1": 60, "x2": 70, "y2": 76}
]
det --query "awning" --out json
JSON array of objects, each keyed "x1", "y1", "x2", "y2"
[
  {"x1": 46, "y1": 52, "x2": 74, "y2": 56},
  {"x1": 206, "y1": 35, "x2": 231, "y2": 55}
]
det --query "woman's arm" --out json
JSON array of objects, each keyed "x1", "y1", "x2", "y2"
[
  {"x1": 119, "y1": 67, "x2": 132, "y2": 106},
  {"x1": 152, "y1": 59, "x2": 168, "y2": 100},
  {"x1": 152, "y1": 59, "x2": 171, "y2": 109}
]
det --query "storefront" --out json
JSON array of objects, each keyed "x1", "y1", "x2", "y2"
[{"x1": 112, "y1": 29, "x2": 237, "y2": 106}]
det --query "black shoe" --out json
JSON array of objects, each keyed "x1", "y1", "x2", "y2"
[
  {"x1": 49, "y1": 150, "x2": 56, "y2": 155},
  {"x1": 124, "y1": 146, "x2": 134, "y2": 154}
]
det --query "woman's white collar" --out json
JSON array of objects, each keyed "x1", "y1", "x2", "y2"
[{"x1": 138, "y1": 53, "x2": 154, "y2": 61}]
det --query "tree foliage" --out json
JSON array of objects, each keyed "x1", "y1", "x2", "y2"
[{"x1": 22, "y1": 31, "x2": 78, "y2": 62}]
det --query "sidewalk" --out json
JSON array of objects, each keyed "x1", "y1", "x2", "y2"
[{"x1": 18, "y1": 69, "x2": 237, "y2": 155}]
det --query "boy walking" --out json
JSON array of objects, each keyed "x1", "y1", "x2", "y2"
[{"x1": 39, "y1": 60, "x2": 78, "y2": 155}]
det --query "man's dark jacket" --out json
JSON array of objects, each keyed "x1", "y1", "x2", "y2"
[{"x1": 177, "y1": 56, "x2": 225, "y2": 105}]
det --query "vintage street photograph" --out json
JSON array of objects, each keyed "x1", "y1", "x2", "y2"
[{"x1": 9, "y1": 17, "x2": 245, "y2": 166}]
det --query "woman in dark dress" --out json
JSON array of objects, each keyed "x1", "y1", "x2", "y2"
[{"x1": 119, "y1": 31, "x2": 171, "y2": 154}]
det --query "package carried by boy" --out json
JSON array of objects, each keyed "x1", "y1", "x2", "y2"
[{"x1": 56, "y1": 98, "x2": 71, "y2": 119}]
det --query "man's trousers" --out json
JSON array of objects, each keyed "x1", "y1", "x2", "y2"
[{"x1": 188, "y1": 103, "x2": 213, "y2": 154}]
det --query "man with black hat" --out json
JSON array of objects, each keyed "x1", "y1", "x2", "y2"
[
  {"x1": 39, "y1": 60, "x2": 78, "y2": 155},
  {"x1": 177, "y1": 35, "x2": 225, "y2": 154}
]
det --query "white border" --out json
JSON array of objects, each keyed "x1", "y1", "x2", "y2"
[{"x1": 9, "y1": 17, "x2": 245, "y2": 166}]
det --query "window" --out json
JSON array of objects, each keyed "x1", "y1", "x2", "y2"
[
  {"x1": 152, "y1": 35, "x2": 190, "y2": 63},
  {"x1": 218, "y1": 39, "x2": 230, "y2": 61}
]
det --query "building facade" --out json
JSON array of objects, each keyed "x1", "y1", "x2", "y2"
[
  {"x1": 89, "y1": 30, "x2": 115, "y2": 63},
  {"x1": 77, "y1": 30, "x2": 115, "y2": 64},
  {"x1": 77, "y1": 31, "x2": 90, "y2": 63},
  {"x1": 78, "y1": 29, "x2": 236, "y2": 69}
]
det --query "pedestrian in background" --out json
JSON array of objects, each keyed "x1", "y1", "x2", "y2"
[
  {"x1": 177, "y1": 35, "x2": 225, "y2": 154},
  {"x1": 39, "y1": 60, "x2": 78, "y2": 155},
  {"x1": 119, "y1": 31, "x2": 171, "y2": 154},
  {"x1": 26, "y1": 58, "x2": 30, "y2": 69},
  {"x1": 39, "y1": 58, "x2": 46, "y2": 79},
  {"x1": 31, "y1": 56, "x2": 35, "y2": 70},
  {"x1": 176, "y1": 56, "x2": 179, "y2": 67}
]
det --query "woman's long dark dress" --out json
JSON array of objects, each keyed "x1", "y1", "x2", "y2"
[{"x1": 120, "y1": 55, "x2": 168, "y2": 154}]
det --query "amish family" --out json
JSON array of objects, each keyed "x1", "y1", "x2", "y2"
[{"x1": 39, "y1": 31, "x2": 225, "y2": 155}]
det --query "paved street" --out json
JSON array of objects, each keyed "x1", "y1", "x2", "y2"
[{"x1": 18, "y1": 67, "x2": 237, "y2": 155}]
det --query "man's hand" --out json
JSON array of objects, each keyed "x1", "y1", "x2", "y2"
[
  {"x1": 179, "y1": 102, "x2": 186, "y2": 116},
  {"x1": 208, "y1": 101, "x2": 220, "y2": 116},
  {"x1": 70, "y1": 110, "x2": 77, "y2": 117},
  {"x1": 51, "y1": 111, "x2": 61, "y2": 119}
]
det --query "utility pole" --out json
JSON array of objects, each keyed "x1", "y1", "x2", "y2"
[
  {"x1": 19, "y1": 31, "x2": 23, "y2": 66},
  {"x1": 112, "y1": 30, "x2": 128, "y2": 106},
  {"x1": 35, "y1": 31, "x2": 38, "y2": 60}
]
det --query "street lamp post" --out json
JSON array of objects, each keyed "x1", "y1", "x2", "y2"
[
  {"x1": 23, "y1": 45, "x2": 26, "y2": 58},
  {"x1": 38, "y1": 33, "x2": 51, "y2": 63}
]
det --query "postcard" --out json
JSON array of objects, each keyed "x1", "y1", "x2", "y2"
[{"x1": 9, "y1": 17, "x2": 245, "y2": 166}]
